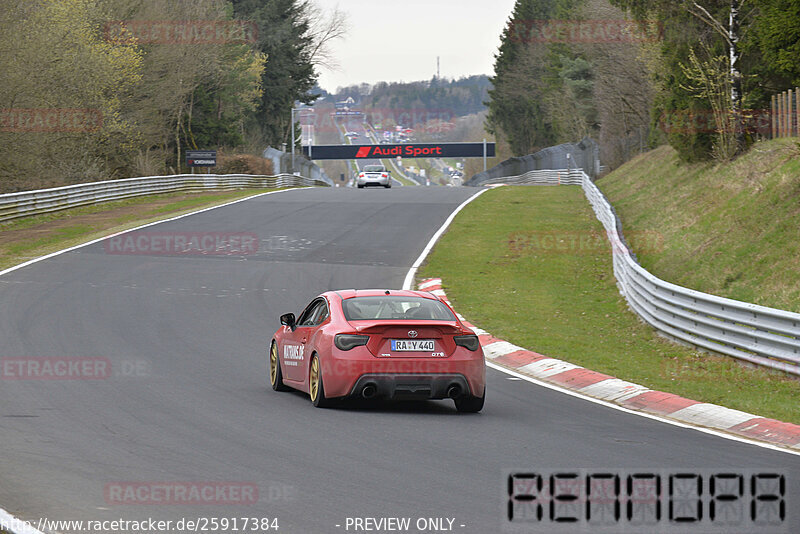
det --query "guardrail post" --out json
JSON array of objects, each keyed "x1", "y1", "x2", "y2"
[
  {"x1": 783, "y1": 91, "x2": 788, "y2": 137},
  {"x1": 796, "y1": 87, "x2": 799, "y2": 137},
  {"x1": 786, "y1": 89, "x2": 794, "y2": 137},
  {"x1": 784, "y1": 91, "x2": 789, "y2": 137}
]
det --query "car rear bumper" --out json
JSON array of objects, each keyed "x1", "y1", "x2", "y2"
[
  {"x1": 357, "y1": 176, "x2": 390, "y2": 186},
  {"x1": 349, "y1": 373, "x2": 472, "y2": 400},
  {"x1": 319, "y1": 349, "x2": 486, "y2": 399}
]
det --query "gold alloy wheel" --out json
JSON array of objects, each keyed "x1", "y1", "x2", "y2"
[
  {"x1": 309, "y1": 356, "x2": 320, "y2": 402},
  {"x1": 270, "y1": 343, "x2": 278, "y2": 386}
]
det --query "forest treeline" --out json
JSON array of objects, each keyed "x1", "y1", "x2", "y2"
[
  {"x1": 0, "y1": 0, "x2": 344, "y2": 192},
  {"x1": 488, "y1": 0, "x2": 800, "y2": 168}
]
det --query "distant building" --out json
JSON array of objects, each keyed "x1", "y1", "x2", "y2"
[{"x1": 334, "y1": 96, "x2": 356, "y2": 111}]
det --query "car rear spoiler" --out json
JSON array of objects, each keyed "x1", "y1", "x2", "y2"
[{"x1": 349, "y1": 320, "x2": 462, "y2": 334}]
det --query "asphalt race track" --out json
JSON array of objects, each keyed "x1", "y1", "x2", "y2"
[{"x1": 0, "y1": 186, "x2": 798, "y2": 533}]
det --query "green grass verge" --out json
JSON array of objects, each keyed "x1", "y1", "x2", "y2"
[
  {"x1": 0, "y1": 188, "x2": 277, "y2": 270},
  {"x1": 418, "y1": 186, "x2": 800, "y2": 424},
  {"x1": 599, "y1": 138, "x2": 800, "y2": 312}
]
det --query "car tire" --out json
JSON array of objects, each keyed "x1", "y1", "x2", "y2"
[
  {"x1": 357, "y1": 184, "x2": 364, "y2": 189},
  {"x1": 385, "y1": 184, "x2": 391, "y2": 189},
  {"x1": 270, "y1": 341, "x2": 290, "y2": 391},
  {"x1": 309, "y1": 354, "x2": 334, "y2": 408},
  {"x1": 454, "y1": 388, "x2": 485, "y2": 413}
]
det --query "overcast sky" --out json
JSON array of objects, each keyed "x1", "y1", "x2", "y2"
[{"x1": 316, "y1": 0, "x2": 517, "y2": 92}]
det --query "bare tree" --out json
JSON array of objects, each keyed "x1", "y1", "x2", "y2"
[
  {"x1": 679, "y1": 1, "x2": 752, "y2": 152},
  {"x1": 302, "y1": 1, "x2": 348, "y2": 71},
  {"x1": 579, "y1": 0, "x2": 654, "y2": 168}
]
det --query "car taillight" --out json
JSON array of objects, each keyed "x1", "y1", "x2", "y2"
[
  {"x1": 381, "y1": 173, "x2": 387, "y2": 178},
  {"x1": 454, "y1": 334, "x2": 480, "y2": 351},
  {"x1": 335, "y1": 334, "x2": 369, "y2": 351},
  {"x1": 359, "y1": 173, "x2": 364, "y2": 178}
]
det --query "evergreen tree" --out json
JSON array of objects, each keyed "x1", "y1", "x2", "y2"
[{"x1": 232, "y1": 0, "x2": 318, "y2": 149}]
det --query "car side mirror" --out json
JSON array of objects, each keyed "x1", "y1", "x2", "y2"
[{"x1": 280, "y1": 313, "x2": 296, "y2": 331}]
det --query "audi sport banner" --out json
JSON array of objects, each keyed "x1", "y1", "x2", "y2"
[{"x1": 302, "y1": 143, "x2": 495, "y2": 160}]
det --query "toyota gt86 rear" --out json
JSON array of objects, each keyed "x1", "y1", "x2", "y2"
[{"x1": 269, "y1": 289, "x2": 485, "y2": 412}]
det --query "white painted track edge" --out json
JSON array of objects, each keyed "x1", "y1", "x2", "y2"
[{"x1": 401, "y1": 188, "x2": 487, "y2": 290}]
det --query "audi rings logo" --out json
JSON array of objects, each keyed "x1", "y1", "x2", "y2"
[{"x1": 408, "y1": 331, "x2": 418, "y2": 338}]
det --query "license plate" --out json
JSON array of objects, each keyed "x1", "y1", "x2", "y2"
[{"x1": 391, "y1": 339, "x2": 435, "y2": 352}]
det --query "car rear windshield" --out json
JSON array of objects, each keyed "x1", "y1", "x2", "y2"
[
  {"x1": 363, "y1": 165, "x2": 385, "y2": 172},
  {"x1": 342, "y1": 296, "x2": 456, "y2": 321}
]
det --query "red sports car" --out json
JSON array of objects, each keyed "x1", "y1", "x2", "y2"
[{"x1": 269, "y1": 289, "x2": 485, "y2": 412}]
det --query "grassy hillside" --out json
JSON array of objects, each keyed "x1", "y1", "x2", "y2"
[{"x1": 599, "y1": 139, "x2": 800, "y2": 313}]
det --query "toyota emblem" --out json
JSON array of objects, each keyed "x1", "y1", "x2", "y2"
[{"x1": 408, "y1": 330, "x2": 418, "y2": 338}]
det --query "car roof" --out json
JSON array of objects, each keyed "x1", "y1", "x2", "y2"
[{"x1": 325, "y1": 289, "x2": 437, "y2": 301}]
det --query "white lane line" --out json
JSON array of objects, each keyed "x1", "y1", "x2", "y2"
[
  {"x1": 401, "y1": 188, "x2": 488, "y2": 290},
  {"x1": 486, "y1": 361, "x2": 800, "y2": 456},
  {"x1": 0, "y1": 188, "x2": 303, "y2": 278}
]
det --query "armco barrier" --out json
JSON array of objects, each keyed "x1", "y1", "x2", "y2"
[
  {"x1": 488, "y1": 169, "x2": 800, "y2": 376},
  {"x1": 466, "y1": 137, "x2": 600, "y2": 185},
  {"x1": 478, "y1": 168, "x2": 584, "y2": 186},
  {"x1": 0, "y1": 173, "x2": 329, "y2": 223}
]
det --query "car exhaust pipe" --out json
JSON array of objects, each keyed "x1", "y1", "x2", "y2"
[
  {"x1": 362, "y1": 384, "x2": 377, "y2": 399},
  {"x1": 447, "y1": 384, "x2": 462, "y2": 399}
]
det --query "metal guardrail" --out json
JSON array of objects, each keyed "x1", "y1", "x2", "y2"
[
  {"x1": 479, "y1": 168, "x2": 584, "y2": 186},
  {"x1": 466, "y1": 137, "x2": 600, "y2": 186},
  {"x1": 0, "y1": 173, "x2": 329, "y2": 223},
  {"x1": 499, "y1": 168, "x2": 800, "y2": 376}
]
